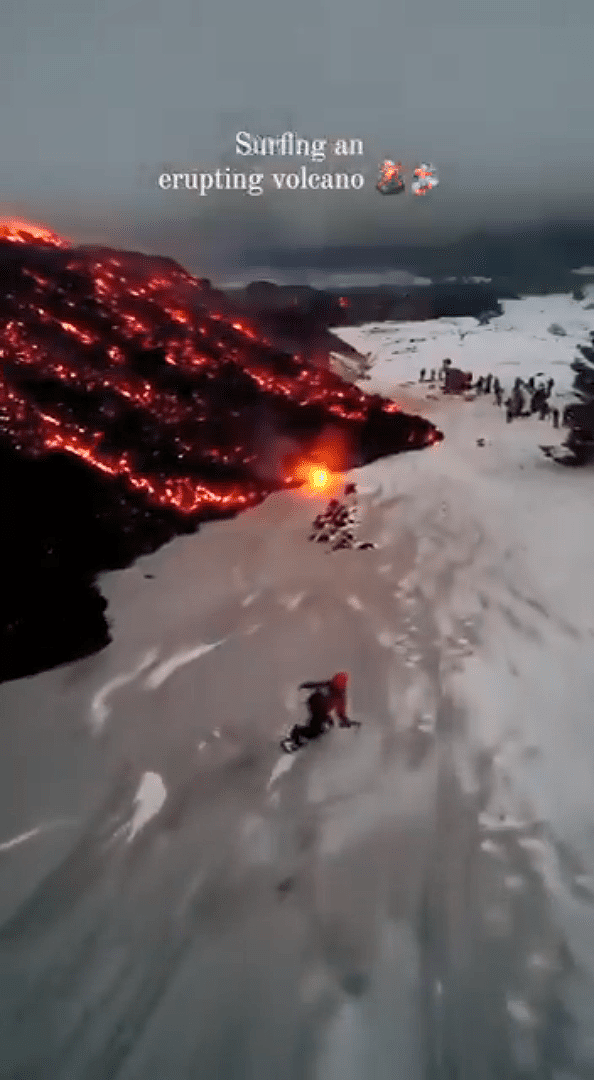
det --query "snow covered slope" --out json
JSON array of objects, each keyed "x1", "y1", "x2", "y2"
[
  {"x1": 1, "y1": 293, "x2": 594, "y2": 1078},
  {"x1": 334, "y1": 292, "x2": 594, "y2": 397},
  {"x1": 330, "y1": 300, "x2": 594, "y2": 1070}
]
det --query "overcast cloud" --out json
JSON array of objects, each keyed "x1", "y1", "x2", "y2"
[{"x1": 1, "y1": 0, "x2": 593, "y2": 275}]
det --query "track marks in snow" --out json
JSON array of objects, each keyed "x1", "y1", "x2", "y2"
[
  {"x1": 266, "y1": 754, "x2": 296, "y2": 790},
  {"x1": 279, "y1": 592, "x2": 306, "y2": 612},
  {"x1": 241, "y1": 590, "x2": 261, "y2": 607},
  {"x1": 90, "y1": 649, "x2": 159, "y2": 732},
  {"x1": 144, "y1": 640, "x2": 225, "y2": 689},
  {"x1": 114, "y1": 771, "x2": 167, "y2": 844},
  {"x1": 0, "y1": 819, "x2": 76, "y2": 853}
]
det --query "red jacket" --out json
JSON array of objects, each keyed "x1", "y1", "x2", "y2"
[
  {"x1": 300, "y1": 680, "x2": 348, "y2": 722},
  {"x1": 326, "y1": 685, "x2": 348, "y2": 721}
]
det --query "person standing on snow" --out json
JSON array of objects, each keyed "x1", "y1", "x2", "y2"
[{"x1": 511, "y1": 384, "x2": 524, "y2": 417}]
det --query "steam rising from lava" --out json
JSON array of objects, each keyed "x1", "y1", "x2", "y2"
[{"x1": 0, "y1": 218, "x2": 442, "y2": 521}]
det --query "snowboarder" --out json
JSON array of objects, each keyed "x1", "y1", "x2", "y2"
[
  {"x1": 292, "y1": 688, "x2": 333, "y2": 742},
  {"x1": 476, "y1": 376, "x2": 484, "y2": 394},
  {"x1": 485, "y1": 373, "x2": 493, "y2": 394},
  {"x1": 495, "y1": 384, "x2": 503, "y2": 407},
  {"x1": 419, "y1": 368, "x2": 426, "y2": 382},
  {"x1": 505, "y1": 397, "x2": 514, "y2": 422},
  {"x1": 299, "y1": 672, "x2": 353, "y2": 727},
  {"x1": 552, "y1": 406, "x2": 560, "y2": 428},
  {"x1": 547, "y1": 377, "x2": 554, "y2": 395},
  {"x1": 430, "y1": 369, "x2": 436, "y2": 383},
  {"x1": 282, "y1": 673, "x2": 358, "y2": 751}
]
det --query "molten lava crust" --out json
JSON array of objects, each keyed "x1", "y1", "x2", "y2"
[{"x1": 0, "y1": 220, "x2": 443, "y2": 680}]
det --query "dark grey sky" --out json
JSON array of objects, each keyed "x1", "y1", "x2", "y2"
[{"x1": 1, "y1": 0, "x2": 593, "y2": 276}]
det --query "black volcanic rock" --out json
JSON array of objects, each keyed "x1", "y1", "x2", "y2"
[
  {"x1": 223, "y1": 280, "x2": 507, "y2": 370},
  {"x1": 325, "y1": 283, "x2": 504, "y2": 324},
  {"x1": 308, "y1": 485, "x2": 375, "y2": 552},
  {"x1": 0, "y1": 444, "x2": 199, "y2": 682},
  {"x1": 0, "y1": 222, "x2": 442, "y2": 682},
  {"x1": 222, "y1": 281, "x2": 364, "y2": 367},
  {"x1": 227, "y1": 279, "x2": 504, "y2": 333}
]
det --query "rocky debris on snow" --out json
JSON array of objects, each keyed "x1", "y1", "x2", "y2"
[{"x1": 308, "y1": 484, "x2": 376, "y2": 552}]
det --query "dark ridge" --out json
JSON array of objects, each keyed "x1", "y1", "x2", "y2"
[
  {"x1": 224, "y1": 280, "x2": 505, "y2": 336},
  {"x1": 245, "y1": 223, "x2": 594, "y2": 295}
]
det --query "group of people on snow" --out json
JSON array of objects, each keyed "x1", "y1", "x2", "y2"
[
  {"x1": 419, "y1": 363, "x2": 562, "y2": 429},
  {"x1": 502, "y1": 375, "x2": 560, "y2": 427},
  {"x1": 419, "y1": 363, "x2": 453, "y2": 384}
]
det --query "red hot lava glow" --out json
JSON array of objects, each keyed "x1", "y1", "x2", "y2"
[{"x1": 0, "y1": 219, "x2": 443, "y2": 518}]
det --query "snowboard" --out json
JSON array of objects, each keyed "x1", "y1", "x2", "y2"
[{"x1": 280, "y1": 720, "x2": 361, "y2": 754}]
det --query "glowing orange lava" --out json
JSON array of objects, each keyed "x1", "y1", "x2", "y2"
[
  {"x1": 287, "y1": 459, "x2": 344, "y2": 497},
  {"x1": 0, "y1": 225, "x2": 443, "y2": 518},
  {"x1": 0, "y1": 217, "x2": 70, "y2": 248},
  {"x1": 310, "y1": 466, "x2": 328, "y2": 490}
]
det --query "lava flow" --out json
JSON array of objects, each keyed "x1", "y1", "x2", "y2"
[
  {"x1": 0, "y1": 218, "x2": 444, "y2": 681},
  {"x1": 291, "y1": 461, "x2": 344, "y2": 499},
  {"x1": 0, "y1": 217, "x2": 70, "y2": 249},
  {"x1": 309, "y1": 467, "x2": 328, "y2": 491},
  {"x1": 0, "y1": 218, "x2": 442, "y2": 520}
]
